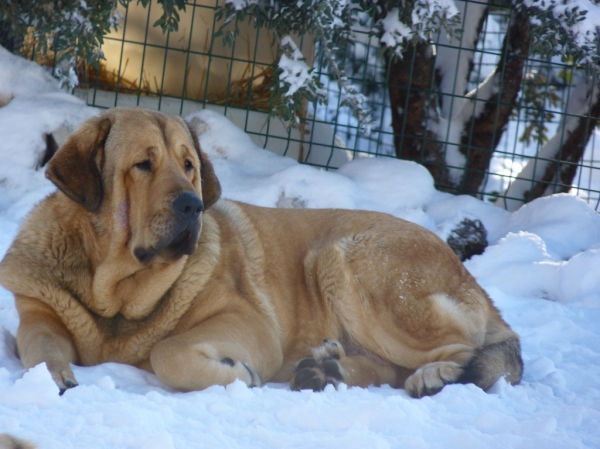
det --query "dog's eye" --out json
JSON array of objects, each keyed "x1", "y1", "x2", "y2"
[
  {"x1": 184, "y1": 159, "x2": 194, "y2": 172},
  {"x1": 135, "y1": 160, "x2": 152, "y2": 172}
]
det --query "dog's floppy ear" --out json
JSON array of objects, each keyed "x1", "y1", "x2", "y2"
[
  {"x1": 46, "y1": 116, "x2": 111, "y2": 213},
  {"x1": 186, "y1": 122, "x2": 221, "y2": 209}
]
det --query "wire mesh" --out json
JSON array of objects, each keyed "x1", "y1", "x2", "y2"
[{"x1": 71, "y1": 0, "x2": 600, "y2": 210}]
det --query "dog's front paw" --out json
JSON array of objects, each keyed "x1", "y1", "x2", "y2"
[
  {"x1": 220, "y1": 357, "x2": 262, "y2": 388},
  {"x1": 290, "y1": 339, "x2": 345, "y2": 392},
  {"x1": 45, "y1": 360, "x2": 78, "y2": 395}
]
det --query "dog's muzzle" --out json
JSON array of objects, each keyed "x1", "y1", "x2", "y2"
[
  {"x1": 173, "y1": 191, "x2": 204, "y2": 222},
  {"x1": 134, "y1": 192, "x2": 204, "y2": 264}
]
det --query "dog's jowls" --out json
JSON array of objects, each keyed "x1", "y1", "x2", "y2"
[{"x1": 0, "y1": 108, "x2": 523, "y2": 398}]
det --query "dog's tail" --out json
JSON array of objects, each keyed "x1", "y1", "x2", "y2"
[{"x1": 458, "y1": 334, "x2": 523, "y2": 390}]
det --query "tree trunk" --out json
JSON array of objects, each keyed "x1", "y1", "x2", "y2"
[
  {"x1": 527, "y1": 88, "x2": 600, "y2": 200},
  {"x1": 499, "y1": 73, "x2": 600, "y2": 211},
  {"x1": 387, "y1": 42, "x2": 451, "y2": 189},
  {"x1": 457, "y1": 11, "x2": 530, "y2": 195}
]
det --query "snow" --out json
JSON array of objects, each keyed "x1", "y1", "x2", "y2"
[
  {"x1": 225, "y1": 0, "x2": 258, "y2": 12},
  {"x1": 380, "y1": 8, "x2": 413, "y2": 52},
  {"x1": 1, "y1": 50, "x2": 600, "y2": 449},
  {"x1": 0, "y1": 47, "x2": 97, "y2": 210},
  {"x1": 278, "y1": 36, "x2": 314, "y2": 97}
]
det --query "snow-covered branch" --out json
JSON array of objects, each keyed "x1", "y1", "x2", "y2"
[
  {"x1": 500, "y1": 72, "x2": 600, "y2": 211},
  {"x1": 218, "y1": 0, "x2": 465, "y2": 130},
  {"x1": 1, "y1": 0, "x2": 123, "y2": 89},
  {"x1": 278, "y1": 36, "x2": 315, "y2": 98},
  {"x1": 519, "y1": 0, "x2": 600, "y2": 67},
  {"x1": 435, "y1": 0, "x2": 488, "y2": 119},
  {"x1": 410, "y1": 0, "x2": 461, "y2": 40},
  {"x1": 432, "y1": 0, "x2": 489, "y2": 184},
  {"x1": 378, "y1": 1, "x2": 462, "y2": 56}
]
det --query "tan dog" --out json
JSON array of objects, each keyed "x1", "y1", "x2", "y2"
[{"x1": 0, "y1": 108, "x2": 522, "y2": 397}]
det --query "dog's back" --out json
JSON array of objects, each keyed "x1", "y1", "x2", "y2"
[{"x1": 215, "y1": 200, "x2": 523, "y2": 395}]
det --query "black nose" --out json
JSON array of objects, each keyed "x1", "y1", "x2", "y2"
[{"x1": 173, "y1": 192, "x2": 204, "y2": 220}]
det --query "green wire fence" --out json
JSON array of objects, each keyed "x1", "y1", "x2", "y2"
[{"x1": 70, "y1": 0, "x2": 600, "y2": 210}]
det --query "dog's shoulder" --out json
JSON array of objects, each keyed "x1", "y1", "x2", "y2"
[{"x1": 0, "y1": 192, "x2": 92, "y2": 300}]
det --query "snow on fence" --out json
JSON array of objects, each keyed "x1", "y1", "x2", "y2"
[{"x1": 67, "y1": 0, "x2": 600, "y2": 210}]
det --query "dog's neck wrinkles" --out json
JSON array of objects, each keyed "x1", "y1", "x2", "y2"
[
  {"x1": 75, "y1": 212, "x2": 220, "y2": 366},
  {"x1": 86, "y1": 200, "x2": 187, "y2": 320},
  {"x1": 92, "y1": 255, "x2": 188, "y2": 320},
  {"x1": 41, "y1": 201, "x2": 219, "y2": 366},
  {"x1": 0, "y1": 191, "x2": 213, "y2": 367}
]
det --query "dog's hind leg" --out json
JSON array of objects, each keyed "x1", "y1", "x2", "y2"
[
  {"x1": 457, "y1": 334, "x2": 523, "y2": 391},
  {"x1": 404, "y1": 361, "x2": 465, "y2": 397},
  {"x1": 404, "y1": 319, "x2": 523, "y2": 397},
  {"x1": 290, "y1": 340, "x2": 400, "y2": 391}
]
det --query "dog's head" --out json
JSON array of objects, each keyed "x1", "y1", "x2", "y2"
[{"x1": 46, "y1": 108, "x2": 221, "y2": 265}]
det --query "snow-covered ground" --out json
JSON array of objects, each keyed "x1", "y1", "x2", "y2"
[{"x1": 1, "y1": 47, "x2": 600, "y2": 449}]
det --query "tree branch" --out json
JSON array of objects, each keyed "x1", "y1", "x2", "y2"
[
  {"x1": 457, "y1": 11, "x2": 530, "y2": 195},
  {"x1": 500, "y1": 73, "x2": 600, "y2": 210},
  {"x1": 387, "y1": 42, "x2": 451, "y2": 188},
  {"x1": 386, "y1": 1, "x2": 489, "y2": 192}
]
